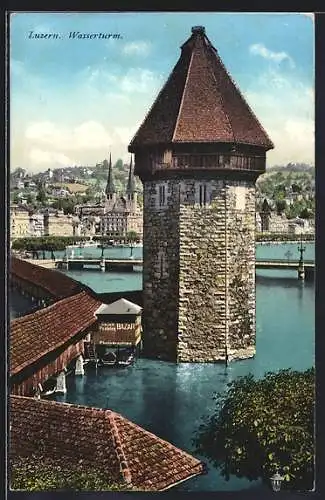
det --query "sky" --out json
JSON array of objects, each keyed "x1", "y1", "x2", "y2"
[{"x1": 10, "y1": 12, "x2": 314, "y2": 173}]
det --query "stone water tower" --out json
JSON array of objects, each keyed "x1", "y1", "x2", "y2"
[{"x1": 128, "y1": 26, "x2": 274, "y2": 362}]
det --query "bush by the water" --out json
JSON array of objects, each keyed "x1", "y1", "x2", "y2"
[{"x1": 193, "y1": 368, "x2": 315, "y2": 491}]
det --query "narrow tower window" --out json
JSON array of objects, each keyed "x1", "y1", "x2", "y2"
[
  {"x1": 159, "y1": 185, "x2": 166, "y2": 207},
  {"x1": 199, "y1": 184, "x2": 207, "y2": 207}
]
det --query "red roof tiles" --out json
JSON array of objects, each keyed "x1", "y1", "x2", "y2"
[
  {"x1": 10, "y1": 291, "x2": 101, "y2": 375},
  {"x1": 129, "y1": 27, "x2": 273, "y2": 150},
  {"x1": 11, "y1": 256, "x2": 82, "y2": 300},
  {"x1": 10, "y1": 396, "x2": 205, "y2": 491}
]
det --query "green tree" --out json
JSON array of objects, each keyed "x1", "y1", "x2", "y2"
[
  {"x1": 126, "y1": 230, "x2": 139, "y2": 242},
  {"x1": 36, "y1": 186, "x2": 47, "y2": 206},
  {"x1": 11, "y1": 191, "x2": 19, "y2": 204},
  {"x1": 193, "y1": 368, "x2": 315, "y2": 490},
  {"x1": 10, "y1": 455, "x2": 128, "y2": 491},
  {"x1": 275, "y1": 199, "x2": 287, "y2": 215},
  {"x1": 26, "y1": 193, "x2": 35, "y2": 205}
]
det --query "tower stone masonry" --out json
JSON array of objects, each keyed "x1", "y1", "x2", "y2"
[{"x1": 129, "y1": 26, "x2": 274, "y2": 362}]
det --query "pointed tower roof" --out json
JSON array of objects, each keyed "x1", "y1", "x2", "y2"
[
  {"x1": 129, "y1": 26, "x2": 273, "y2": 150},
  {"x1": 105, "y1": 154, "x2": 116, "y2": 195},
  {"x1": 126, "y1": 155, "x2": 136, "y2": 194}
]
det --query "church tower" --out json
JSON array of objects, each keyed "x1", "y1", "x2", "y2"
[
  {"x1": 105, "y1": 153, "x2": 116, "y2": 210},
  {"x1": 126, "y1": 155, "x2": 137, "y2": 213},
  {"x1": 129, "y1": 26, "x2": 274, "y2": 362}
]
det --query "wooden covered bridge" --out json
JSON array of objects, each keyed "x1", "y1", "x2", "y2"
[
  {"x1": 9, "y1": 257, "x2": 206, "y2": 491},
  {"x1": 10, "y1": 257, "x2": 144, "y2": 396}
]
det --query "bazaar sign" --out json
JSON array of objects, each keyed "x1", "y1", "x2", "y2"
[{"x1": 99, "y1": 322, "x2": 135, "y2": 333}]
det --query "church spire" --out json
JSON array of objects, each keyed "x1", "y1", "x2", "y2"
[
  {"x1": 126, "y1": 155, "x2": 136, "y2": 194},
  {"x1": 105, "y1": 153, "x2": 115, "y2": 195}
]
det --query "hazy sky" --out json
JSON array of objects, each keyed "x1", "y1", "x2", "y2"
[{"x1": 10, "y1": 12, "x2": 314, "y2": 173}]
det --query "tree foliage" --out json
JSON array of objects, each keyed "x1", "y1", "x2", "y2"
[
  {"x1": 11, "y1": 236, "x2": 90, "y2": 252},
  {"x1": 193, "y1": 368, "x2": 315, "y2": 490},
  {"x1": 36, "y1": 186, "x2": 47, "y2": 206},
  {"x1": 9, "y1": 455, "x2": 128, "y2": 491},
  {"x1": 256, "y1": 232, "x2": 314, "y2": 242},
  {"x1": 126, "y1": 230, "x2": 140, "y2": 242}
]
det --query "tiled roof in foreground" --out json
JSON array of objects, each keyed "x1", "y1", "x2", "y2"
[
  {"x1": 129, "y1": 26, "x2": 274, "y2": 150},
  {"x1": 11, "y1": 256, "x2": 82, "y2": 299},
  {"x1": 10, "y1": 396, "x2": 205, "y2": 491},
  {"x1": 10, "y1": 291, "x2": 101, "y2": 376}
]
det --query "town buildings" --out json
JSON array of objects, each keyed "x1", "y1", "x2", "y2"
[
  {"x1": 43, "y1": 209, "x2": 74, "y2": 237},
  {"x1": 10, "y1": 205, "x2": 75, "y2": 239},
  {"x1": 75, "y1": 155, "x2": 143, "y2": 239},
  {"x1": 129, "y1": 26, "x2": 274, "y2": 363},
  {"x1": 10, "y1": 205, "x2": 31, "y2": 239}
]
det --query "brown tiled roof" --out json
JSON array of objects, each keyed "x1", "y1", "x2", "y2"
[
  {"x1": 10, "y1": 291, "x2": 101, "y2": 375},
  {"x1": 10, "y1": 396, "x2": 205, "y2": 491},
  {"x1": 129, "y1": 26, "x2": 273, "y2": 150},
  {"x1": 11, "y1": 256, "x2": 82, "y2": 300}
]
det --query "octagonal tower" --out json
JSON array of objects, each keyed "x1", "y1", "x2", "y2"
[{"x1": 128, "y1": 26, "x2": 274, "y2": 362}]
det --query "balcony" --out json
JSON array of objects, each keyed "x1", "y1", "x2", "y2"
[{"x1": 152, "y1": 153, "x2": 265, "y2": 173}]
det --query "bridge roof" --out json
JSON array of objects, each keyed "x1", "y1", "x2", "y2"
[
  {"x1": 10, "y1": 396, "x2": 205, "y2": 491},
  {"x1": 11, "y1": 256, "x2": 82, "y2": 300},
  {"x1": 10, "y1": 291, "x2": 101, "y2": 376}
]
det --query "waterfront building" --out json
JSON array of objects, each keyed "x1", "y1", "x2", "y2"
[
  {"x1": 88, "y1": 298, "x2": 143, "y2": 365},
  {"x1": 10, "y1": 205, "x2": 30, "y2": 239},
  {"x1": 28, "y1": 213, "x2": 44, "y2": 237},
  {"x1": 129, "y1": 26, "x2": 274, "y2": 362},
  {"x1": 43, "y1": 209, "x2": 74, "y2": 236}
]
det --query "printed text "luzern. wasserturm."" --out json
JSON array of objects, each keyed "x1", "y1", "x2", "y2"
[{"x1": 28, "y1": 31, "x2": 123, "y2": 40}]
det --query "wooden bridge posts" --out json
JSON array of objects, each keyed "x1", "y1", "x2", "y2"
[
  {"x1": 75, "y1": 354, "x2": 85, "y2": 375},
  {"x1": 297, "y1": 239, "x2": 306, "y2": 281},
  {"x1": 298, "y1": 261, "x2": 305, "y2": 280},
  {"x1": 55, "y1": 371, "x2": 67, "y2": 393},
  {"x1": 61, "y1": 256, "x2": 69, "y2": 270}
]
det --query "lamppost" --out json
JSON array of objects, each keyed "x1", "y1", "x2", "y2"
[
  {"x1": 270, "y1": 470, "x2": 284, "y2": 492},
  {"x1": 297, "y1": 233, "x2": 306, "y2": 280}
]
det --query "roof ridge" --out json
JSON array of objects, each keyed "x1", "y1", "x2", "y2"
[
  {"x1": 10, "y1": 290, "x2": 90, "y2": 325},
  {"x1": 129, "y1": 61, "x2": 182, "y2": 148},
  {"x1": 211, "y1": 46, "x2": 274, "y2": 149},
  {"x1": 204, "y1": 39, "x2": 235, "y2": 144},
  {"x1": 105, "y1": 411, "x2": 132, "y2": 486},
  {"x1": 112, "y1": 412, "x2": 199, "y2": 461},
  {"x1": 172, "y1": 46, "x2": 195, "y2": 142}
]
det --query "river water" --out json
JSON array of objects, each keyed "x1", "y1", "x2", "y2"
[{"x1": 10, "y1": 243, "x2": 315, "y2": 491}]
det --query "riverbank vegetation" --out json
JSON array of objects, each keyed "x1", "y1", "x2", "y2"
[
  {"x1": 11, "y1": 233, "x2": 141, "y2": 254},
  {"x1": 9, "y1": 455, "x2": 129, "y2": 491},
  {"x1": 193, "y1": 368, "x2": 315, "y2": 491},
  {"x1": 256, "y1": 232, "x2": 314, "y2": 243}
]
